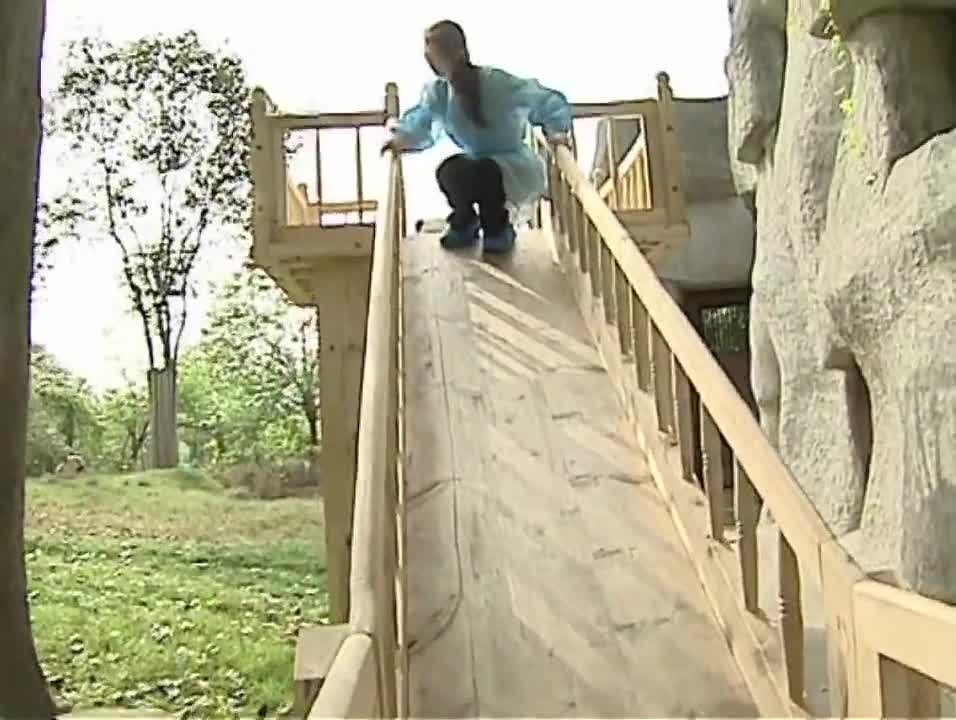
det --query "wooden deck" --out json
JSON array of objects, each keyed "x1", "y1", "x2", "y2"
[{"x1": 402, "y1": 228, "x2": 757, "y2": 718}]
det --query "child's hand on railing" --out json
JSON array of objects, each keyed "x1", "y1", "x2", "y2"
[
  {"x1": 545, "y1": 131, "x2": 570, "y2": 148},
  {"x1": 381, "y1": 129, "x2": 408, "y2": 156}
]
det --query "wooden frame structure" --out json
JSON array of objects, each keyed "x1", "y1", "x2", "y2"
[
  {"x1": 553, "y1": 73, "x2": 691, "y2": 264},
  {"x1": 248, "y1": 77, "x2": 956, "y2": 719}
]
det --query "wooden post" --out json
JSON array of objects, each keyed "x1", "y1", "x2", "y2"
[
  {"x1": 632, "y1": 293, "x2": 652, "y2": 392},
  {"x1": 655, "y1": 71, "x2": 687, "y2": 227},
  {"x1": 779, "y1": 532, "x2": 805, "y2": 709},
  {"x1": 650, "y1": 326, "x2": 675, "y2": 438},
  {"x1": 735, "y1": 460, "x2": 760, "y2": 613},
  {"x1": 672, "y1": 357, "x2": 696, "y2": 483},
  {"x1": 317, "y1": 261, "x2": 372, "y2": 624},
  {"x1": 700, "y1": 407, "x2": 726, "y2": 540},
  {"x1": 249, "y1": 88, "x2": 276, "y2": 260}
]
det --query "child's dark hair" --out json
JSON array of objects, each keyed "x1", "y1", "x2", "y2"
[{"x1": 427, "y1": 20, "x2": 486, "y2": 127}]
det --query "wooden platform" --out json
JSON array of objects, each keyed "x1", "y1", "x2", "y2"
[{"x1": 402, "y1": 228, "x2": 758, "y2": 717}]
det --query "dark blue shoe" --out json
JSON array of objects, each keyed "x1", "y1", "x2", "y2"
[
  {"x1": 440, "y1": 220, "x2": 480, "y2": 249},
  {"x1": 482, "y1": 224, "x2": 516, "y2": 255}
]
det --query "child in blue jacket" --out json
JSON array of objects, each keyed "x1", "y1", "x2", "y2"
[{"x1": 382, "y1": 20, "x2": 572, "y2": 254}]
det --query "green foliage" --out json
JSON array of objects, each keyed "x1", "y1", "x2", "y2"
[
  {"x1": 701, "y1": 305, "x2": 750, "y2": 354},
  {"x1": 27, "y1": 266, "x2": 320, "y2": 475},
  {"x1": 818, "y1": 0, "x2": 866, "y2": 158},
  {"x1": 41, "y1": 31, "x2": 252, "y2": 371},
  {"x1": 95, "y1": 382, "x2": 151, "y2": 472},
  {"x1": 26, "y1": 470, "x2": 327, "y2": 717},
  {"x1": 26, "y1": 345, "x2": 153, "y2": 474},
  {"x1": 27, "y1": 346, "x2": 100, "y2": 475},
  {"x1": 177, "y1": 267, "x2": 320, "y2": 466}
]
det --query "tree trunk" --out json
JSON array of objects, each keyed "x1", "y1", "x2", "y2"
[
  {"x1": 148, "y1": 366, "x2": 179, "y2": 469},
  {"x1": 0, "y1": 0, "x2": 57, "y2": 717},
  {"x1": 306, "y1": 410, "x2": 319, "y2": 449}
]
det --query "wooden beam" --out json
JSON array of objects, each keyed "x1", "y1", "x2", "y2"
[
  {"x1": 314, "y1": 259, "x2": 372, "y2": 623},
  {"x1": 291, "y1": 623, "x2": 351, "y2": 718},
  {"x1": 273, "y1": 225, "x2": 374, "y2": 261}
]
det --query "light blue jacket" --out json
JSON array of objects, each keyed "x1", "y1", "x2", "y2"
[{"x1": 394, "y1": 66, "x2": 572, "y2": 209}]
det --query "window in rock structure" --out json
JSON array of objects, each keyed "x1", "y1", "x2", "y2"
[{"x1": 701, "y1": 303, "x2": 750, "y2": 355}]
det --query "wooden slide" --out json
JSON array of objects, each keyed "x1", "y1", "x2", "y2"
[{"x1": 402, "y1": 227, "x2": 757, "y2": 717}]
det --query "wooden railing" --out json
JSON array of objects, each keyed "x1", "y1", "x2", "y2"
[
  {"x1": 537, "y1": 122, "x2": 956, "y2": 718},
  {"x1": 270, "y1": 86, "x2": 407, "y2": 719},
  {"x1": 250, "y1": 90, "x2": 384, "y2": 233},
  {"x1": 310, "y1": 142, "x2": 406, "y2": 718},
  {"x1": 569, "y1": 74, "x2": 687, "y2": 229}
]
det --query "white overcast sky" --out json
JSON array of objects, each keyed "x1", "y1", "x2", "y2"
[{"x1": 34, "y1": 0, "x2": 731, "y2": 389}]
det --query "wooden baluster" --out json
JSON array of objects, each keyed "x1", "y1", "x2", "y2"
[
  {"x1": 587, "y1": 218, "x2": 601, "y2": 298},
  {"x1": 605, "y1": 116, "x2": 620, "y2": 210},
  {"x1": 779, "y1": 533, "x2": 805, "y2": 709},
  {"x1": 563, "y1": 175, "x2": 578, "y2": 255},
  {"x1": 549, "y1": 161, "x2": 564, "y2": 237},
  {"x1": 601, "y1": 244, "x2": 616, "y2": 323},
  {"x1": 671, "y1": 356, "x2": 696, "y2": 483},
  {"x1": 557, "y1": 170, "x2": 569, "y2": 234},
  {"x1": 355, "y1": 127, "x2": 363, "y2": 224},
  {"x1": 650, "y1": 325, "x2": 675, "y2": 439},
  {"x1": 734, "y1": 459, "x2": 759, "y2": 613},
  {"x1": 271, "y1": 126, "x2": 288, "y2": 229},
  {"x1": 699, "y1": 407, "x2": 726, "y2": 540},
  {"x1": 633, "y1": 293, "x2": 651, "y2": 391},
  {"x1": 314, "y1": 128, "x2": 323, "y2": 226},
  {"x1": 615, "y1": 265, "x2": 633, "y2": 357},
  {"x1": 575, "y1": 200, "x2": 588, "y2": 275}
]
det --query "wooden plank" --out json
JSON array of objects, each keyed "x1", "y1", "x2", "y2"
[
  {"x1": 274, "y1": 224, "x2": 373, "y2": 260},
  {"x1": 571, "y1": 98, "x2": 658, "y2": 119},
  {"x1": 274, "y1": 109, "x2": 388, "y2": 131},
  {"x1": 401, "y1": 234, "x2": 478, "y2": 718},
  {"x1": 315, "y1": 260, "x2": 371, "y2": 624},
  {"x1": 853, "y1": 579, "x2": 956, "y2": 691}
]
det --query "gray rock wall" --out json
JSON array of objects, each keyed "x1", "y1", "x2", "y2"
[{"x1": 729, "y1": 0, "x2": 956, "y2": 604}]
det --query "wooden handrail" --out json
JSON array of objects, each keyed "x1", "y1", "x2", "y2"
[
  {"x1": 308, "y1": 634, "x2": 378, "y2": 718},
  {"x1": 543, "y1": 134, "x2": 833, "y2": 579},
  {"x1": 349, "y1": 149, "x2": 400, "y2": 639},
  {"x1": 274, "y1": 110, "x2": 389, "y2": 131},
  {"x1": 538, "y1": 112, "x2": 956, "y2": 718},
  {"x1": 305, "y1": 84, "x2": 405, "y2": 719},
  {"x1": 572, "y1": 99, "x2": 658, "y2": 119}
]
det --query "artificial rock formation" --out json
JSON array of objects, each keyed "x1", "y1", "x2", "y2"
[
  {"x1": 730, "y1": 0, "x2": 956, "y2": 603},
  {"x1": 727, "y1": 0, "x2": 870, "y2": 536},
  {"x1": 812, "y1": 5, "x2": 956, "y2": 602}
]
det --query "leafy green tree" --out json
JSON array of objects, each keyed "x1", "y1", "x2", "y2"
[
  {"x1": 41, "y1": 31, "x2": 252, "y2": 469},
  {"x1": 95, "y1": 381, "x2": 150, "y2": 472},
  {"x1": 178, "y1": 268, "x2": 320, "y2": 465},
  {"x1": 26, "y1": 346, "x2": 100, "y2": 475}
]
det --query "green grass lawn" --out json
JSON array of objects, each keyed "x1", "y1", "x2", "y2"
[{"x1": 26, "y1": 469, "x2": 329, "y2": 718}]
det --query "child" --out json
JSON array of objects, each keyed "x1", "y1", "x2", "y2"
[{"x1": 382, "y1": 20, "x2": 572, "y2": 254}]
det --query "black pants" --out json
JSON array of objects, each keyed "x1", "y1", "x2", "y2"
[{"x1": 436, "y1": 154, "x2": 509, "y2": 234}]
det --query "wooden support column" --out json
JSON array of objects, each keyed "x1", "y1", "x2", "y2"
[{"x1": 315, "y1": 257, "x2": 372, "y2": 624}]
